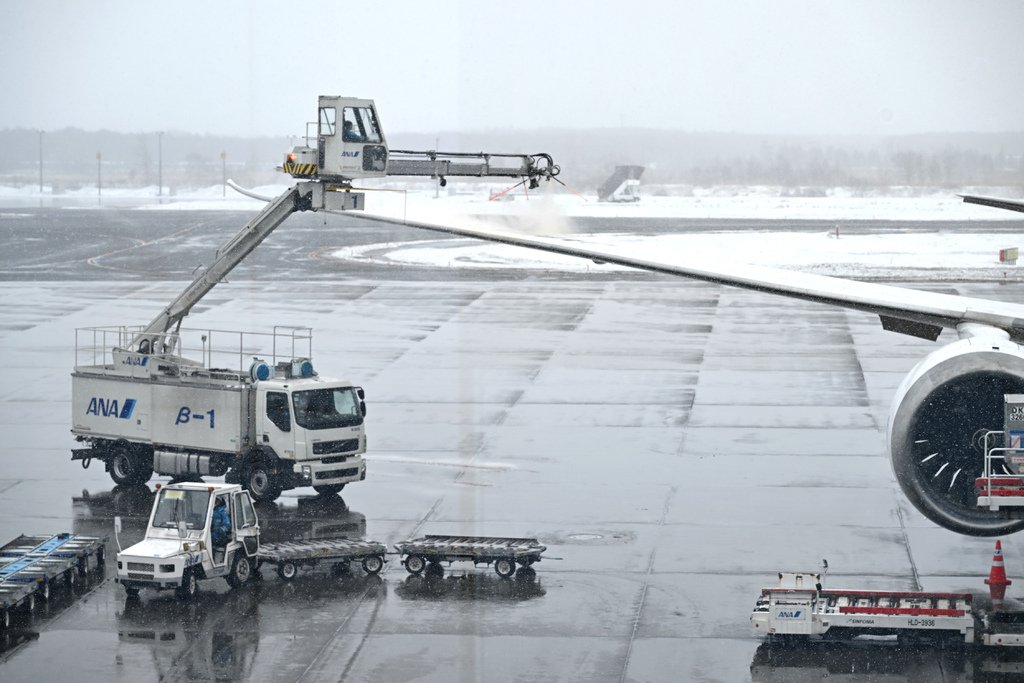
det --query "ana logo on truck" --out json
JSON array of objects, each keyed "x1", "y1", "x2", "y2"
[
  {"x1": 777, "y1": 610, "x2": 803, "y2": 619},
  {"x1": 86, "y1": 397, "x2": 137, "y2": 419}
]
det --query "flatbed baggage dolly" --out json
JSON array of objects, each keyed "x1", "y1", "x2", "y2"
[
  {"x1": 395, "y1": 535, "x2": 547, "y2": 578},
  {"x1": 258, "y1": 538, "x2": 388, "y2": 580},
  {"x1": 0, "y1": 533, "x2": 107, "y2": 628}
]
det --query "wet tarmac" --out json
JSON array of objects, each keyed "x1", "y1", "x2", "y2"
[{"x1": 1, "y1": 207, "x2": 1023, "y2": 681}]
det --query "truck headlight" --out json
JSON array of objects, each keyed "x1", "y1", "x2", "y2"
[
  {"x1": 302, "y1": 465, "x2": 312, "y2": 479},
  {"x1": 160, "y1": 564, "x2": 175, "y2": 573}
]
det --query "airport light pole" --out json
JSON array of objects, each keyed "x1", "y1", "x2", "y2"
[
  {"x1": 37, "y1": 130, "x2": 43, "y2": 194},
  {"x1": 157, "y1": 131, "x2": 164, "y2": 197}
]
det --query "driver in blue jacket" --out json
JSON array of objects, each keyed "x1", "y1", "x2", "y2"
[{"x1": 211, "y1": 498, "x2": 231, "y2": 547}]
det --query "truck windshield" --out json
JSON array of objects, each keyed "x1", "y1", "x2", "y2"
[
  {"x1": 151, "y1": 489, "x2": 211, "y2": 530},
  {"x1": 292, "y1": 387, "x2": 362, "y2": 430}
]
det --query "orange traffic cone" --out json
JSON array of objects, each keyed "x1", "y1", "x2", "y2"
[{"x1": 985, "y1": 540, "x2": 1012, "y2": 609}]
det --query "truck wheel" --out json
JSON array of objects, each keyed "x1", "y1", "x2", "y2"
[
  {"x1": 313, "y1": 484, "x2": 345, "y2": 496},
  {"x1": 245, "y1": 464, "x2": 281, "y2": 502},
  {"x1": 109, "y1": 449, "x2": 153, "y2": 486},
  {"x1": 362, "y1": 555, "x2": 384, "y2": 575},
  {"x1": 109, "y1": 451, "x2": 138, "y2": 485},
  {"x1": 495, "y1": 558, "x2": 516, "y2": 578},
  {"x1": 277, "y1": 561, "x2": 298, "y2": 581},
  {"x1": 405, "y1": 555, "x2": 425, "y2": 575},
  {"x1": 176, "y1": 571, "x2": 198, "y2": 600},
  {"x1": 228, "y1": 554, "x2": 252, "y2": 588},
  {"x1": 124, "y1": 587, "x2": 140, "y2": 599}
]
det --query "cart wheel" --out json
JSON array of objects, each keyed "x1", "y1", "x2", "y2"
[
  {"x1": 125, "y1": 587, "x2": 140, "y2": 599},
  {"x1": 277, "y1": 561, "x2": 298, "y2": 581},
  {"x1": 425, "y1": 562, "x2": 444, "y2": 577},
  {"x1": 362, "y1": 555, "x2": 384, "y2": 575},
  {"x1": 331, "y1": 560, "x2": 351, "y2": 577},
  {"x1": 495, "y1": 558, "x2": 516, "y2": 578},
  {"x1": 405, "y1": 555, "x2": 425, "y2": 575}
]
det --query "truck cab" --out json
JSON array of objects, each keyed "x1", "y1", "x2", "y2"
[
  {"x1": 115, "y1": 483, "x2": 260, "y2": 599},
  {"x1": 251, "y1": 370, "x2": 367, "y2": 499}
]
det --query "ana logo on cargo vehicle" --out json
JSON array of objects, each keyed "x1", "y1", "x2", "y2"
[
  {"x1": 777, "y1": 610, "x2": 803, "y2": 619},
  {"x1": 86, "y1": 397, "x2": 137, "y2": 419}
]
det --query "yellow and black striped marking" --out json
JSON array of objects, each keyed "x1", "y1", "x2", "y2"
[{"x1": 284, "y1": 162, "x2": 318, "y2": 177}]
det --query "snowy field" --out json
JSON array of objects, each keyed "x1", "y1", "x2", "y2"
[
  {"x1": 3, "y1": 182, "x2": 1023, "y2": 221},
  {"x1": 5, "y1": 182, "x2": 1024, "y2": 281}
]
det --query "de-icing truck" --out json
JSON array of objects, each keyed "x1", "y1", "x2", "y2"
[{"x1": 71, "y1": 95, "x2": 560, "y2": 501}]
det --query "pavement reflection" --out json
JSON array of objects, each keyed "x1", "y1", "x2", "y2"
[
  {"x1": 118, "y1": 585, "x2": 261, "y2": 680},
  {"x1": 72, "y1": 485, "x2": 367, "y2": 544},
  {"x1": 396, "y1": 568, "x2": 545, "y2": 602}
]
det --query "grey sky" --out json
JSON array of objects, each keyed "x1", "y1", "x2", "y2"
[{"x1": 3, "y1": 0, "x2": 1022, "y2": 137}]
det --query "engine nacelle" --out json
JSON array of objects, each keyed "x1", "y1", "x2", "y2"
[{"x1": 889, "y1": 336, "x2": 1024, "y2": 536}]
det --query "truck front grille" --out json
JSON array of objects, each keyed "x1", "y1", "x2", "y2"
[
  {"x1": 128, "y1": 562, "x2": 155, "y2": 572},
  {"x1": 313, "y1": 439, "x2": 359, "y2": 456},
  {"x1": 128, "y1": 572, "x2": 154, "y2": 580},
  {"x1": 315, "y1": 467, "x2": 359, "y2": 480}
]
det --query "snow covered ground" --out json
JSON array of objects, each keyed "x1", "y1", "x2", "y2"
[
  {"x1": 3, "y1": 182, "x2": 1023, "y2": 221},
  {"x1": 5, "y1": 182, "x2": 1024, "y2": 280}
]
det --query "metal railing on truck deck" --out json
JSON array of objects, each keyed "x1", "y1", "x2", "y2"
[{"x1": 75, "y1": 325, "x2": 314, "y2": 375}]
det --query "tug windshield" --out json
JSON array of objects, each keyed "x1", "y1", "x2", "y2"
[
  {"x1": 292, "y1": 387, "x2": 363, "y2": 430},
  {"x1": 152, "y1": 489, "x2": 211, "y2": 530}
]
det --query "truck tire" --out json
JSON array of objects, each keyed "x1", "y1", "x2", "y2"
[
  {"x1": 124, "y1": 587, "x2": 140, "y2": 599},
  {"x1": 362, "y1": 555, "x2": 384, "y2": 575},
  {"x1": 175, "y1": 571, "x2": 198, "y2": 600},
  {"x1": 313, "y1": 484, "x2": 345, "y2": 496},
  {"x1": 244, "y1": 463, "x2": 281, "y2": 503},
  {"x1": 109, "y1": 450, "x2": 152, "y2": 486},
  {"x1": 494, "y1": 558, "x2": 516, "y2": 578},
  {"x1": 227, "y1": 553, "x2": 252, "y2": 588},
  {"x1": 404, "y1": 555, "x2": 425, "y2": 575}
]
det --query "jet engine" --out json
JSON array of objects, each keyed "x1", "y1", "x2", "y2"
[{"x1": 889, "y1": 336, "x2": 1024, "y2": 536}]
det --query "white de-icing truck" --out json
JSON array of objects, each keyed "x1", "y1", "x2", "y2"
[{"x1": 70, "y1": 95, "x2": 560, "y2": 501}]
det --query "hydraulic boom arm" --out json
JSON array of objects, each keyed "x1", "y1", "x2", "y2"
[{"x1": 131, "y1": 184, "x2": 309, "y2": 354}]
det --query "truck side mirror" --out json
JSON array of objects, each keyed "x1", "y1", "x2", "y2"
[
  {"x1": 114, "y1": 515, "x2": 123, "y2": 552},
  {"x1": 356, "y1": 387, "x2": 365, "y2": 400},
  {"x1": 360, "y1": 401, "x2": 366, "y2": 417}
]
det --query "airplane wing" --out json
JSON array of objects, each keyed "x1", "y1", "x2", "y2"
[
  {"x1": 358, "y1": 211, "x2": 1024, "y2": 343},
  {"x1": 960, "y1": 194, "x2": 1024, "y2": 214}
]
